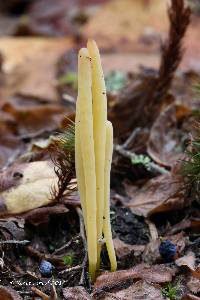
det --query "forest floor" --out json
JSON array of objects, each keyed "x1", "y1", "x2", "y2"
[{"x1": 0, "y1": 0, "x2": 199, "y2": 299}]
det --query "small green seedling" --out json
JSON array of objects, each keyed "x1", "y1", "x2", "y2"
[
  {"x1": 62, "y1": 254, "x2": 74, "y2": 266},
  {"x1": 161, "y1": 283, "x2": 177, "y2": 300}
]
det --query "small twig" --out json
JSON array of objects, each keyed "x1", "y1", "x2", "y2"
[
  {"x1": 52, "y1": 235, "x2": 80, "y2": 255},
  {"x1": 122, "y1": 128, "x2": 141, "y2": 149},
  {"x1": 76, "y1": 207, "x2": 88, "y2": 285},
  {"x1": 31, "y1": 287, "x2": 49, "y2": 300},
  {"x1": 114, "y1": 144, "x2": 169, "y2": 175},
  {"x1": 58, "y1": 265, "x2": 82, "y2": 274},
  {"x1": 0, "y1": 240, "x2": 30, "y2": 245},
  {"x1": 145, "y1": 219, "x2": 158, "y2": 241},
  {"x1": 50, "y1": 284, "x2": 58, "y2": 300}
]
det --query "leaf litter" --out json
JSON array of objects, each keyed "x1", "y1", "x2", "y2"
[{"x1": 0, "y1": 0, "x2": 199, "y2": 299}]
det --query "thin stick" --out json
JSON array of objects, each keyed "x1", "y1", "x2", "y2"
[
  {"x1": 114, "y1": 144, "x2": 169, "y2": 175},
  {"x1": 0, "y1": 240, "x2": 30, "y2": 245},
  {"x1": 31, "y1": 287, "x2": 49, "y2": 300},
  {"x1": 76, "y1": 207, "x2": 88, "y2": 285}
]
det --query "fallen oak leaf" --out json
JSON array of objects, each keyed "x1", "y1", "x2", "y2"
[
  {"x1": 124, "y1": 173, "x2": 186, "y2": 217},
  {"x1": 94, "y1": 280, "x2": 165, "y2": 300},
  {"x1": 95, "y1": 264, "x2": 176, "y2": 291},
  {"x1": 0, "y1": 161, "x2": 58, "y2": 215}
]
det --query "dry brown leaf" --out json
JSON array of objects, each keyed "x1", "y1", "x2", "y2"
[
  {"x1": 95, "y1": 264, "x2": 175, "y2": 291},
  {"x1": 0, "y1": 286, "x2": 22, "y2": 300},
  {"x1": 166, "y1": 218, "x2": 200, "y2": 235},
  {"x1": 0, "y1": 161, "x2": 58, "y2": 215},
  {"x1": 96, "y1": 280, "x2": 164, "y2": 300},
  {"x1": 176, "y1": 253, "x2": 200, "y2": 280},
  {"x1": 113, "y1": 238, "x2": 145, "y2": 260},
  {"x1": 124, "y1": 174, "x2": 185, "y2": 217},
  {"x1": 1, "y1": 96, "x2": 71, "y2": 136},
  {"x1": 63, "y1": 286, "x2": 91, "y2": 300},
  {"x1": 22, "y1": 204, "x2": 68, "y2": 225},
  {"x1": 0, "y1": 37, "x2": 73, "y2": 102},
  {"x1": 176, "y1": 252, "x2": 196, "y2": 271},
  {"x1": 83, "y1": 0, "x2": 168, "y2": 52},
  {"x1": 147, "y1": 105, "x2": 191, "y2": 168}
]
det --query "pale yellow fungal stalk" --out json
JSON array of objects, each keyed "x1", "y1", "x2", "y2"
[
  {"x1": 87, "y1": 39, "x2": 107, "y2": 269},
  {"x1": 103, "y1": 121, "x2": 117, "y2": 272},
  {"x1": 75, "y1": 48, "x2": 97, "y2": 280},
  {"x1": 75, "y1": 41, "x2": 117, "y2": 281}
]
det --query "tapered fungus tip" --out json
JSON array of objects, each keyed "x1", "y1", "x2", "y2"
[
  {"x1": 79, "y1": 47, "x2": 90, "y2": 58},
  {"x1": 87, "y1": 39, "x2": 98, "y2": 52}
]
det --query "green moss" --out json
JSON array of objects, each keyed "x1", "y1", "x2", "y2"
[
  {"x1": 161, "y1": 283, "x2": 177, "y2": 300},
  {"x1": 62, "y1": 254, "x2": 74, "y2": 266}
]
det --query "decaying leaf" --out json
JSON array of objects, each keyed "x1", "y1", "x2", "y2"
[
  {"x1": 95, "y1": 264, "x2": 175, "y2": 292},
  {"x1": 176, "y1": 252, "x2": 200, "y2": 280},
  {"x1": 124, "y1": 174, "x2": 186, "y2": 217},
  {"x1": 0, "y1": 161, "x2": 58, "y2": 215},
  {"x1": 113, "y1": 238, "x2": 145, "y2": 260},
  {"x1": 1, "y1": 96, "x2": 71, "y2": 136},
  {"x1": 95, "y1": 280, "x2": 165, "y2": 300},
  {"x1": 0, "y1": 286, "x2": 22, "y2": 300},
  {"x1": 21, "y1": 204, "x2": 69, "y2": 225},
  {"x1": 63, "y1": 286, "x2": 91, "y2": 300},
  {"x1": 147, "y1": 105, "x2": 191, "y2": 167},
  {"x1": 176, "y1": 252, "x2": 196, "y2": 271}
]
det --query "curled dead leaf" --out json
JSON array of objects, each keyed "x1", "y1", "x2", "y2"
[
  {"x1": 147, "y1": 104, "x2": 191, "y2": 167},
  {"x1": 176, "y1": 252, "x2": 200, "y2": 280},
  {"x1": 176, "y1": 252, "x2": 196, "y2": 271},
  {"x1": 0, "y1": 161, "x2": 58, "y2": 215}
]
